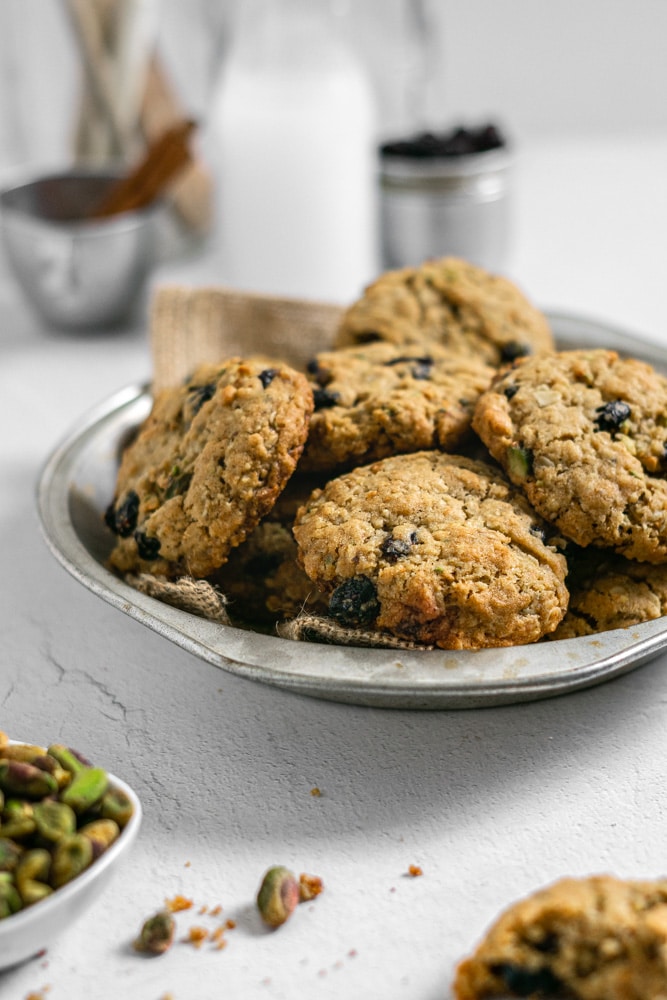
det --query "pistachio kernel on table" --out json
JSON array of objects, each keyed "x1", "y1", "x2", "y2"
[
  {"x1": 133, "y1": 909, "x2": 176, "y2": 955},
  {"x1": 0, "y1": 732, "x2": 133, "y2": 919},
  {"x1": 256, "y1": 866, "x2": 325, "y2": 927},
  {"x1": 256, "y1": 866, "x2": 300, "y2": 928}
]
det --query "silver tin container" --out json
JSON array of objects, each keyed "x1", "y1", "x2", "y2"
[
  {"x1": 0, "y1": 170, "x2": 160, "y2": 330},
  {"x1": 379, "y1": 144, "x2": 513, "y2": 271}
]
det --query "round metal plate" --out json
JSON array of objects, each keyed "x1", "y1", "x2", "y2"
[{"x1": 36, "y1": 312, "x2": 667, "y2": 709}]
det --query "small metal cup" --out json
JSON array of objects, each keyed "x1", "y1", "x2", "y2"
[
  {"x1": 0, "y1": 171, "x2": 160, "y2": 330},
  {"x1": 379, "y1": 144, "x2": 513, "y2": 272}
]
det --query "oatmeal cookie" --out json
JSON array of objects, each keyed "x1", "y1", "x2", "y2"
[
  {"x1": 473, "y1": 349, "x2": 667, "y2": 563},
  {"x1": 300, "y1": 340, "x2": 494, "y2": 472},
  {"x1": 105, "y1": 359, "x2": 313, "y2": 578},
  {"x1": 549, "y1": 548, "x2": 667, "y2": 640},
  {"x1": 292, "y1": 452, "x2": 568, "y2": 649},
  {"x1": 453, "y1": 874, "x2": 667, "y2": 999},
  {"x1": 333, "y1": 257, "x2": 554, "y2": 366}
]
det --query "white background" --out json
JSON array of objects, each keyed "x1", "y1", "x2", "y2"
[{"x1": 1, "y1": 0, "x2": 667, "y2": 171}]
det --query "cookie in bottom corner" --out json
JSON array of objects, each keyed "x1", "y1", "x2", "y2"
[{"x1": 453, "y1": 874, "x2": 667, "y2": 999}]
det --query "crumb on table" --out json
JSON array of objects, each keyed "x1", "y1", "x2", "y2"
[{"x1": 165, "y1": 894, "x2": 194, "y2": 912}]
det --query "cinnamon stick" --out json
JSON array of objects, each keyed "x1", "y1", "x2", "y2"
[{"x1": 88, "y1": 119, "x2": 196, "y2": 217}]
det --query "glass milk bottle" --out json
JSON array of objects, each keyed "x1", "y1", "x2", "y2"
[{"x1": 209, "y1": 0, "x2": 379, "y2": 303}]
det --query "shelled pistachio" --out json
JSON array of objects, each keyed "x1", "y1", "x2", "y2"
[{"x1": 0, "y1": 732, "x2": 134, "y2": 919}]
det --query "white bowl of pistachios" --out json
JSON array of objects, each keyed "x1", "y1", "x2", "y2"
[{"x1": 0, "y1": 737, "x2": 142, "y2": 970}]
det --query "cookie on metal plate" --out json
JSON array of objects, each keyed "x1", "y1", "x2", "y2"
[
  {"x1": 333, "y1": 256, "x2": 554, "y2": 366},
  {"x1": 105, "y1": 358, "x2": 313, "y2": 578},
  {"x1": 300, "y1": 340, "x2": 495, "y2": 472},
  {"x1": 293, "y1": 452, "x2": 568, "y2": 649},
  {"x1": 549, "y1": 548, "x2": 667, "y2": 640},
  {"x1": 473, "y1": 348, "x2": 667, "y2": 562}
]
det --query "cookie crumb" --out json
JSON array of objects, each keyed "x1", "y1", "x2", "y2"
[
  {"x1": 310, "y1": 787, "x2": 322, "y2": 797},
  {"x1": 408, "y1": 864, "x2": 423, "y2": 877},
  {"x1": 183, "y1": 926, "x2": 208, "y2": 948},
  {"x1": 210, "y1": 927, "x2": 228, "y2": 950},
  {"x1": 299, "y1": 873, "x2": 324, "y2": 902},
  {"x1": 165, "y1": 894, "x2": 194, "y2": 912}
]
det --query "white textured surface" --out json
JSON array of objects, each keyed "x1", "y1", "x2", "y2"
[{"x1": 2, "y1": 134, "x2": 667, "y2": 999}]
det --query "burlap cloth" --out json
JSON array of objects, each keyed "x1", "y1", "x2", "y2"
[
  {"x1": 124, "y1": 284, "x2": 430, "y2": 651},
  {"x1": 149, "y1": 285, "x2": 344, "y2": 391}
]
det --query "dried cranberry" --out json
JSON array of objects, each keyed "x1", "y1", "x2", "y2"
[
  {"x1": 307, "y1": 361, "x2": 333, "y2": 388},
  {"x1": 352, "y1": 330, "x2": 382, "y2": 344},
  {"x1": 134, "y1": 531, "x2": 161, "y2": 561},
  {"x1": 313, "y1": 388, "x2": 341, "y2": 410},
  {"x1": 380, "y1": 122, "x2": 505, "y2": 160},
  {"x1": 476, "y1": 123, "x2": 504, "y2": 151},
  {"x1": 532, "y1": 932, "x2": 559, "y2": 954},
  {"x1": 529, "y1": 523, "x2": 548, "y2": 543},
  {"x1": 490, "y1": 963, "x2": 562, "y2": 997},
  {"x1": 103, "y1": 503, "x2": 117, "y2": 535},
  {"x1": 500, "y1": 342, "x2": 530, "y2": 363},
  {"x1": 385, "y1": 355, "x2": 434, "y2": 380},
  {"x1": 594, "y1": 400, "x2": 631, "y2": 434},
  {"x1": 258, "y1": 369, "x2": 279, "y2": 389},
  {"x1": 188, "y1": 382, "x2": 216, "y2": 414},
  {"x1": 385, "y1": 355, "x2": 432, "y2": 367},
  {"x1": 104, "y1": 490, "x2": 139, "y2": 537},
  {"x1": 381, "y1": 533, "x2": 417, "y2": 562},
  {"x1": 329, "y1": 576, "x2": 380, "y2": 627}
]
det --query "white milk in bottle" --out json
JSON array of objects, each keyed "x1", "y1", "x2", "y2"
[{"x1": 209, "y1": 0, "x2": 379, "y2": 303}]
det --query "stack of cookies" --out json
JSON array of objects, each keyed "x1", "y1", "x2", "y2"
[{"x1": 103, "y1": 257, "x2": 667, "y2": 650}]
